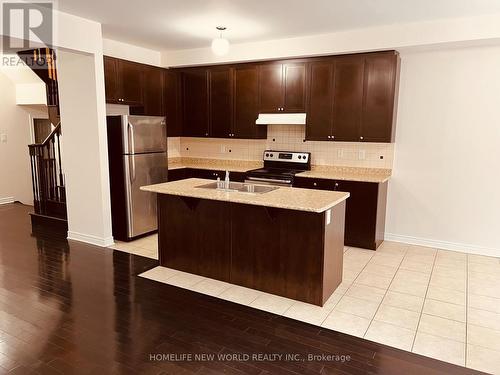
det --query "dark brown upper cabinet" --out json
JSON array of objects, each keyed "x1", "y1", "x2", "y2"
[
  {"x1": 104, "y1": 57, "x2": 144, "y2": 106},
  {"x1": 164, "y1": 70, "x2": 183, "y2": 137},
  {"x1": 306, "y1": 51, "x2": 399, "y2": 143},
  {"x1": 143, "y1": 66, "x2": 164, "y2": 116},
  {"x1": 181, "y1": 68, "x2": 209, "y2": 137},
  {"x1": 258, "y1": 61, "x2": 306, "y2": 113},
  {"x1": 233, "y1": 65, "x2": 266, "y2": 139},
  {"x1": 209, "y1": 67, "x2": 233, "y2": 138},
  {"x1": 360, "y1": 52, "x2": 400, "y2": 142}
]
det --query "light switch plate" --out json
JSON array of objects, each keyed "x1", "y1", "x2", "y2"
[
  {"x1": 358, "y1": 150, "x2": 366, "y2": 160},
  {"x1": 337, "y1": 149, "x2": 344, "y2": 159},
  {"x1": 0, "y1": 133, "x2": 7, "y2": 143}
]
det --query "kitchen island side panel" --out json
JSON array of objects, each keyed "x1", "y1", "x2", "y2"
[{"x1": 158, "y1": 194, "x2": 345, "y2": 305}]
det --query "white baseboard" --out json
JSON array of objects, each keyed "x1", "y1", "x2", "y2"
[
  {"x1": 384, "y1": 233, "x2": 500, "y2": 258},
  {"x1": 67, "y1": 231, "x2": 114, "y2": 248},
  {"x1": 0, "y1": 197, "x2": 15, "y2": 205}
]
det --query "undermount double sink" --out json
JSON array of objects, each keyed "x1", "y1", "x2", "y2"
[{"x1": 196, "y1": 182, "x2": 279, "y2": 194}]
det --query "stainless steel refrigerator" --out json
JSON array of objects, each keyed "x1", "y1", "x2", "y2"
[{"x1": 106, "y1": 115, "x2": 167, "y2": 241}]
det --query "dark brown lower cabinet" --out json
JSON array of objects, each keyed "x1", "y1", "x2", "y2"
[
  {"x1": 294, "y1": 176, "x2": 387, "y2": 250},
  {"x1": 158, "y1": 195, "x2": 345, "y2": 306}
]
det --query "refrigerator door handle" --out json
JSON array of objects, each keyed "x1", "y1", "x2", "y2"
[
  {"x1": 129, "y1": 155, "x2": 136, "y2": 183},
  {"x1": 128, "y1": 121, "x2": 135, "y2": 154}
]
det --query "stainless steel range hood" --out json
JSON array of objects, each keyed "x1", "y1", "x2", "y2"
[{"x1": 256, "y1": 113, "x2": 306, "y2": 125}]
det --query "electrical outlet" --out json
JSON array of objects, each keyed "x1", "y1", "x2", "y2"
[
  {"x1": 337, "y1": 149, "x2": 344, "y2": 159},
  {"x1": 220, "y1": 145, "x2": 226, "y2": 153},
  {"x1": 0, "y1": 133, "x2": 7, "y2": 143},
  {"x1": 358, "y1": 150, "x2": 366, "y2": 160}
]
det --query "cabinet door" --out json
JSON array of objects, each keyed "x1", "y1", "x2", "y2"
[
  {"x1": 143, "y1": 66, "x2": 164, "y2": 116},
  {"x1": 167, "y1": 168, "x2": 187, "y2": 182},
  {"x1": 332, "y1": 56, "x2": 364, "y2": 141},
  {"x1": 283, "y1": 62, "x2": 306, "y2": 112},
  {"x1": 258, "y1": 63, "x2": 283, "y2": 112},
  {"x1": 209, "y1": 67, "x2": 233, "y2": 138},
  {"x1": 119, "y1": 60, "x2": 144, "y2": 105},
  {"x1": 164, "y1": 70, "x2": 183, "y2": 137},
  {"x1": 104, "y1": 56, "x2": 119, "y2": 103},
  {"x1": 361, "y1": 53, "x2": 399, "y2": 142},
  {"x1": 305, "y1": 61, "x2": 334, "y2": 140},
  {"x1": 182, "y1": 68, "x2": 209, "y2": 137},
  {"x1": 233, "y1": 66, "x2": 265, "y2": 139}
]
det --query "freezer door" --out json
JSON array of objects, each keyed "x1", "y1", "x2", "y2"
[
  {"x1": 122, "y1": 115, "x2": 166, "y2": 154},
  {"x1": 124, "y1": 153, "x2": 168, "y2": 238}
]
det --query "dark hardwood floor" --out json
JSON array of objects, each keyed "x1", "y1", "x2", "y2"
[{"x1": 0, "y1": 203, "x2": 484, "y2": 375}]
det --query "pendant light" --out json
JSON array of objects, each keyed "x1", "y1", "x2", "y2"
[{"x1": 211, "y1": 26, "x2": 229, "y2": 56}]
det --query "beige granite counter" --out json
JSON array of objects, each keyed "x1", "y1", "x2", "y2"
[
  {"x1": 141, "y1": 178, "x2": 349, "y2": 213},
  {"x1": 298, "y1": 166, "x2": 391, "y2": 183},
  {"x1": 168, "y1": 157, "x2": 261, "y2": 173},
  {"x1": 168, "y1": 158, "x2": 391, "y2": 183}
]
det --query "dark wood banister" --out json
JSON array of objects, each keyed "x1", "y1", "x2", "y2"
[{"x1": 28, "y1": 122, "x2": 61, "y2": 148}]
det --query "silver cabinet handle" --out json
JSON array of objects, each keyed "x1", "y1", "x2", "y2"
[
  {"x1": 331, "y1": 135, "x2": 335, "y2": 140},
  {"x1": 247, "y1": 176, "x2": 291, "y2": 184},
  {"x1": 360, "y1": 136, "x2": 364, "y2": 140}
]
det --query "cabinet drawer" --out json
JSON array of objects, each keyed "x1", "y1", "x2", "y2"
[{"x1": 294, "y1": 176, "x2": 337, "y2": 191}]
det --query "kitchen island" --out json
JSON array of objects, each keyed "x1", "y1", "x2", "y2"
[{"x1": 141, "y1": 178, "x2": 350, "y2": 306}]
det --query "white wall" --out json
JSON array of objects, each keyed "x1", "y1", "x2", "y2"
[
  {"x1": 103, "y1": 38, "x2": 161, "y2": 66},
  {"x1": 0, "y1": 71, "x2": 48, "y2": 204},
  {"x1": 162, "y1": 13, "x2": 500, "y2": 66},
  {"x1": 386, "y1": 46, "x2": 500, "y2": 256},
  {"x1": 57, "y1": 50, "x2": 114, "y2": 247}
]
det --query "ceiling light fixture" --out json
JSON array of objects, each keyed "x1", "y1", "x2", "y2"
[{"x1": 211, "y1": 26, "x2": 229, "y2": 56}]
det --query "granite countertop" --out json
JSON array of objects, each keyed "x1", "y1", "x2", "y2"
[
  {"x1": 141, "y1": 178, "x2": 349, "y2": 213},
  {"x1": 168, "y1": 157, "x2": 391, "y2": 183}
]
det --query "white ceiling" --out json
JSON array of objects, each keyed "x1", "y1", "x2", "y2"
[{"x1": 55, "y1": 0, "x2": 500, "y2": 51}]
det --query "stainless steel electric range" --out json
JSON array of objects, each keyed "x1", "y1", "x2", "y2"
[{"x1": 245, "y1": 150, "x2": 311, "y2": 187}]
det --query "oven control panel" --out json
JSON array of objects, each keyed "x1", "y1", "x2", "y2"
[{"x1": 263, "y1": 150, "x2": 310, "y2": 164}]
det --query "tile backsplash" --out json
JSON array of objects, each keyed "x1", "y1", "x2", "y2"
[{"x1": 168, "y1": 125, "x2": 394, "y2": 169}]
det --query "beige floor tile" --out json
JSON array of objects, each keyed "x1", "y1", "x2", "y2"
[
  {"x1": 468, "y1": 262, "x2": 500, "y2": 276},
  {"x1": 468, "y1": 279, "x2": 500, "y2": 299},
  {"x1": 389, "y1": 278, "x2": 428, "y2": 297},
  {"x1": 423, "y1": 299, "x2": 466, "y2": 322},
  {"x1": 284, "y1": 301, "x2": 336, "y2": 326},
  {"x1": 405, "y1": 245, "x2": 437, "y2": 256},
  {"x1": 418, "y1": 313, "x2": 466, "y2": 342},
  {"x1": 431, "y1": 265, "x2": 466, "y2": 280},
  {"x1": 167, "y1": 272, "x2": 205, "y2": 289},
  {"x1": 469, "y1": 294, "x2": 500, "y2": 314},
  {"x1": 250, "y1": 293, "x2": 295, "y2": 315},
  {"x1": 189, "y1": 278, "x2": 231, "y2": 297},
  {"x1": 322, "y1": 310, "x2": 371, "y2": 337},
  {"x1": 399, "y1": 259, "x2": 433, "y2": 274},
  {"x1": 355, "y1": 271, "x2": 393, "y2": 290},
  {"x1": 342, "y1": 269, "x2": 361, "y2": 283},
  {"x1": 374, "y1": 304, "x2": 420, "y2": 330},
  {"x1": 345, "y1": 284, "x2": 386, "y2": 304},
  {"x1": 412, "y1": 332, "x2": 465, "y2": 366},
  {"x1": 467, "y1": 344, "x2": 500, "y2": 374},
  {"x1": 404, "y1": 253, "x2": 435, "y2": 265},
  {"x1": 219, "y1": 285, "x2": 262, "y2": 305},
  {"x1": 426, "y1": 285, "x2": 466, "y2": 306},
  {"x1": 369, "y1": 252, "x2": 404, "y2": 268},
  {"x1": 361, "y1": 263, "x2": 398, "y2": 278},
  {"x1": 139, "y1": 266, "x2": 179, "y2": 283},
  {"x1": 468, "y1": 308, "x2": 500, "y2": 331},
  {"x1": 429, "y1": 274, "x2": 466, "y2": 292},
  {"x1": 468, "y1": 254, "x2": 500, "y2": 265},
  {"x1": 393, "y1": 269, "x2": 430, "y2": 285},
  {"x1": 364, "y1": 320, "x2": 415, "y2": 351},
  {"x1": 469, "y1": 270, "x2": 500, "y2": 283},
  {"x1": 334, "y1": 295, "x2": 380, "y2": 319},
  {"x1": 382, "y1": 291, "x2": 424, "y2": 313},
  {"x1": 467, "y1": 324, "x2": 500, "y2": 352},
  {"x1": 436, "y1": 249, "x2": 466, "y2": 261},
  {"x1": 434, "y1": 258, "x2": 467, "y2": 270}
]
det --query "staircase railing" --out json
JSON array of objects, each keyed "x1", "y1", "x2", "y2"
[{"x1": 28, "y1": 123, "x2": 66, "y2": 219}]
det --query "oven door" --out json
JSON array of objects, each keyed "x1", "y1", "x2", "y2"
[{"x1": 245, "y1": 176, "x2": 292, "y2": 187}]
